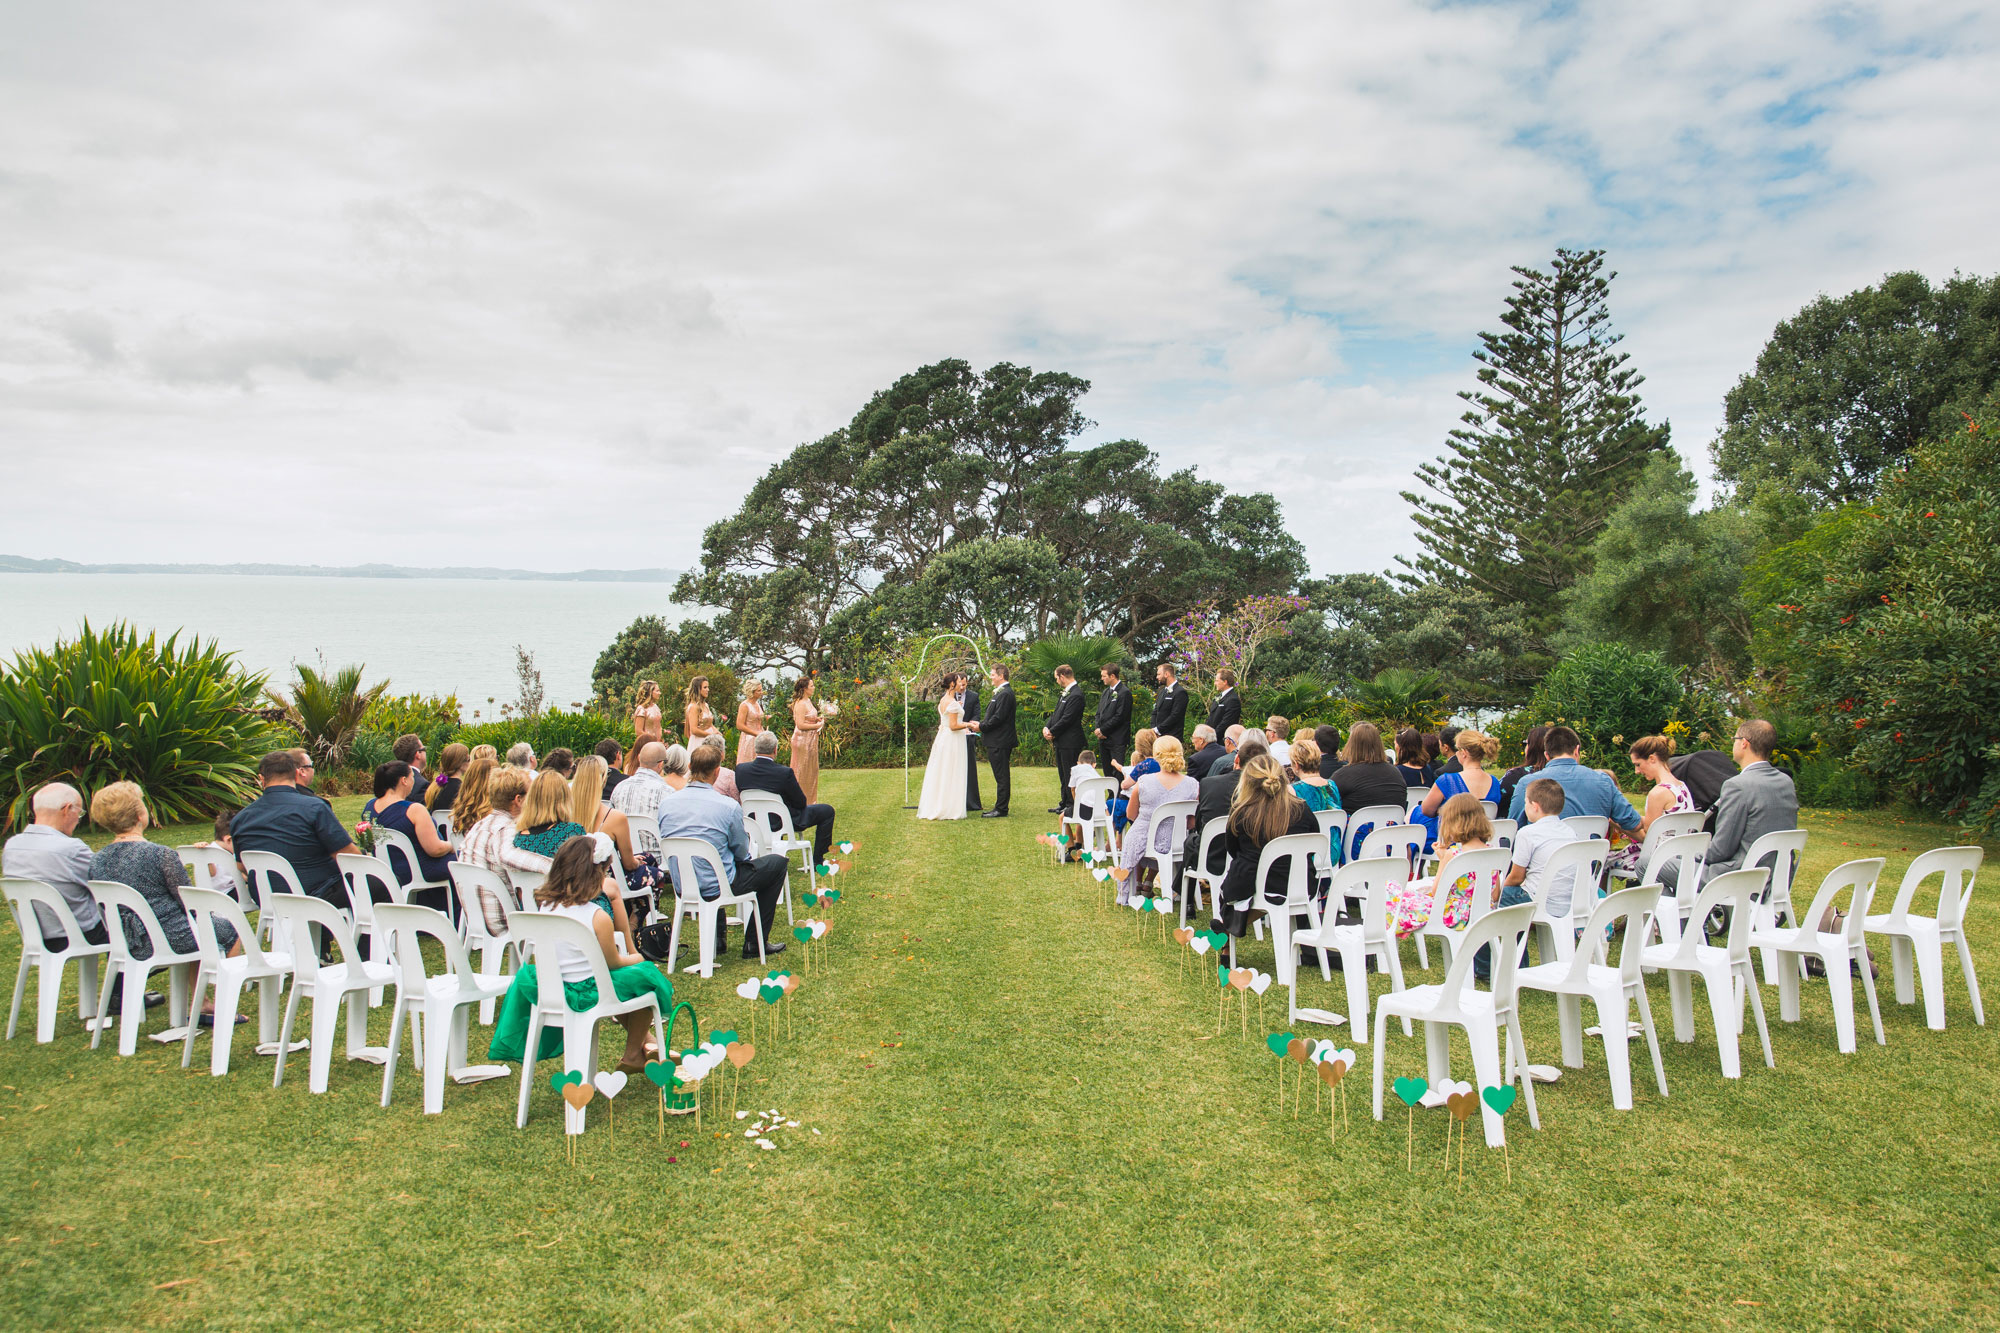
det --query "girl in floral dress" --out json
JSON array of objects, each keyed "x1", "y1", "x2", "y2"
[{"x1": 1385, "y1": 794, "x2": 1498, "y2": 938}]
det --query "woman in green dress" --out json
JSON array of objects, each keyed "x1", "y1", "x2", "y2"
[{"x1": 489, "y1": 833, "x2": 674, "y2": 1074}]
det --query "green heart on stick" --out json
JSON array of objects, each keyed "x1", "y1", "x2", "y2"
[
  {"x1": 793, "y1": 926, "x2": 813, "y2": 943},
  {"x1": 1392, "y1": 1076, "x2": 1428, "y2": 1109},
  {"x1": 1201, "y1": 930, "x2": 1228, "y2": 952},
  {"x1": 1264, "y1": 1033, "x2": 1292, "y2": 1058},
  {"x1": 802, "y1": 891, "x2": 818, "y2": 906},
  {"x1": 1482, "y1": 1085, "x2": 1518, "y2": 1116},
  {"x1": 1056, "y1": 833, "x2": 1069, "y2": 846},
  {"x1": 1216, "y1": 963, "x2": 1230, "y2": 988},
  {"x1": 759, "y1": 983, "x2": 784, "y2": 1005},
  {"x1": 766, "y1": 969, "x2": 792, "y2": 981},
  {"x1": 815, "y1": 863, "x2": 831, "y2": 876},
  {"x1": 823, "y1": 890, "x2": 840, "y2": 904},
  {"x1": 549, "y1": 1069, "x2": 584, "y2": 1094},
  {"x1": 643, "y1": 1060, "x2": 675, "y2": 1090},
  {"x1": 709, "y1": 1029, "x2": 739, "y2": 1047}
]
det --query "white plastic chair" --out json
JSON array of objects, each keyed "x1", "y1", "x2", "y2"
[
  {"x1": 1865, "y1": 846, "x2": 1985, "y2": 1030},
  {"x1": 1246, "y1": 833, "x2": 1333, "y2": 1023},
  {"x1": 1371, "y1": 901, "x2": 1540, "y2": 1147},
  {"x1": 658, "y1": 837, "x2": 766, "y2": 978},
  {"x1": 1490, "y1": 818, "x2": 1519, "y2": 850},
  {"x1": 338, "y1": 852, "x2": 404, "y2": 1002},
  {"x1": 375, "y1": 903, "x2": 515, "y2": 1113},
  {"x1": 373, "y1": 825, "x2": 453, "y2": 910},
  {"x1": 1132, "y1": 799, "x2": 1194, "y2": 921},
  {"x1": 1638, "y1": 868, "x2": 1774, "y2": 1078},
  {"x1": 1357, "y1": 824, "x2": 1426, "y2": 882},
  {"x1": 508, "y1": 909, "x2": 669, "y2": 1128},
  {"x1": 265, "y1": 893, "x2": 394, "y2": 1092},
  {"x1": 1343, "y1": 804, "x2": 1405, "y2": 861},
  {"x1": 177, "y1": 845, "x2": 250, "y2": 904},
  {"x1": 1515, "y1": 884, "x2": 1670, "y2": 1109},
  {"x1": 1291, "y1": 857, "x2": 1410, "y2": 1041},
  {"x1": 1478, "y1": 800, "x2": 1499, "y2": 819},
  {"x1": 2, "y1": 878, "x2": 110, "y2": 1043},
  {"x1": 1562, "y1": 815, "x2": 1611, "y2": 843},
  {"x1": 1525, "y1": 839, "x2": 1611, "y2": 967},
  {"x1": 448, "y1": 863, "x2": 521, "y2": 1023},
  {"x1": 1641, "y1": 832, "x2": 1712, "y2": 946},
  {"x1": 1748, "y1": 857, "x2": 1887, "y2": 1054},
  {"x1": 239, "y1": 849, "x2": 308, "y2": 946},
  {"x1": 1611, "y1": 810, "x2": 1707, "y2": 885},
  {"x1": 1741, "y1": 828, "x2": 1809, "y2": 983},
  {"x1": 1061, "y1": 777, "x2": 1120, "y2": 862},
  {"x1": 1410, "y1": 847, "x2": 1515, "y2": 973},
  {"x1": 741, "y1": 792, "x2": 809, "y2": 922},
  {"x1": 1405, "y1": 786, "x2": 1432, "y2": 818},
  {"x1": 179, "y1": 885, "x2": 296, "y2": 1077},
  {"x1": 1180, "y1": 817, "x2": 1229, "y2": 926},
  {"x1": 86, "y1": 881, "x2": 200, "y2": 1055},
  {"x1": 433, "y1": 809, "x2": 454, "y2": 842}
]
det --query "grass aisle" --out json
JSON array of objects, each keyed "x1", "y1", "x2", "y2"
[{"x1": 1, "y1": 769, "x2": 1996, "y2": 1329}]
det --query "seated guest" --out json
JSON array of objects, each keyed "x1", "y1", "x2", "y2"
[
  {"x1": 287, "y1": 749, "x2": 328, "y2": 801},
  {"x1": 697, "y1": 736, "x2": 741, "y2": 801},
  {"x1": 1421, "y1": 731, "x2": 1445, "y2": 781},
  {"x1": 1289, "y1": 738, "x2": 1339, "y2": 813},
  {"x1": 1313, "y1": 725, "x2": 1345, "y2": 777},
  {"x1": 1607, "y1": 735, "x2": 1697, "y2": 877},
  {"x1": 426, "y1": 742, "x2": 469, "y2": 814},
  {"x1": 1505, "y1": 725, "x2": 1639, "y2": 843},
  {"x1": 1110, "y1": 729, "x2": 1160, "y2": 832},
  {"x1": 1331, "y1": 722, "x2": 1408, "y2": 856},
  {"x1": 1673, "y1": 719, "x2": 1799, "y2": 890},
  {"x1": 207, "y1": 810, "x2": 234, "y2": 855},
  {"x1": 456, "y1": 767, "x2": 549, "y2": 934},
  {"x1": 611, "y1": 742, "x2": 684, "y2": 858},
  {"x1": 393, "y1": 734, "x2": 428, "y2": 796},
  {"x1": 736, "y1": 730, "x2": 837, "y2": 864},
  {"x1": 229, "y1": 750, "x2": 360, "y2": 911},
  {"x1": 363, "y1": 760, "x2": 456, "y2": 905},
  {"x1": 1213, "y1": 755, "x2": 1319, "y2": 938},
  {"x1": 505, "y1": 742, "x2": 537, "y2": 777},
  {"x1": 542, "y1": 747, "x2": 576, "y2": 779},
  {"x1": 1414, "y1": 729, "x2": 1503, "y2": 849},
  {"x1": 1496, "y1": 725, "x2": 1550, "y2": 821},
  {"x1": 2, "y1": 781, "x2": 111, "y2": 952},
  {"x1": 470, "y1": 744, "x2": 499, "y2": 764},
  {"x1": 595, "y1": 739, "x2": 627, "y2": 800},
  {"x1": 1266, "y1": 716, "x2": 1292, "y2": 768},
  {"x1": 512, "y1": 769, "x2": 583, "y2": 859},
  {"x1": 1068, "y1": 750, "x2": 1102, "y2": 822},
  {"x1": 1504, "y1": 778, "x2": 1581, "y2": 912},
  {"x1": 654, "y1": 744, "x2": 788, "y2": 960},
  {"x1": 1388, "y1": 793, "x2": 1495, "y2": 939},
  {"x1": 451, "y1": 756, "x2": 498, "y2": 833},
  {"x1": 487, "y1": 834, "x2": 676, "y2": 1075},
  {"x1": 1184, "y1": 725, "x2": 1222, "y2": 779},
  {"x1": 1394, "y1": 728, "x2": 1430, "y2": 787},
  {"x1": 1116, "y1": 736, "x2": 1198, "y2": 903},
  {"x1": 1178, "y1": 736, "x2": 1268, "y2": 900},
  {"x1": 89, "y1": 780, "x2": 241, "y2": 968},
  {"x1": 571, "y1": 755, "x2": 663, "y2": 899},
  {"x1": 1437, "y1": 725, "x2": 1464, "y2": 775}
]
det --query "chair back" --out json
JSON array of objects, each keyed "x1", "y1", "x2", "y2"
[
  {"x1": 1, "y1": 877, "x2": 99, "y2": 957},
  {"x1": 1432, "y1": 847, "x2": 1514, "y2": 929},
  {"x1": 372, "y1": 825, "x2": 433, "y2": 887},
  {"x1": 1632, "y1": 811, "x2": 1706, "y2": 880},
  {"x1": 448, "y1": 862, "x2": 519, "y2": 943},
  {"x1": 1405, "y1": 786, "x2": 1432, "y2": 817},
  {"x1": 1193, "y1": 817, "x2": 1229, "y2": 878},
  {"x1": 657, "y1": 836, "x2": 733, "y2": 906},
  {"x1": 1666, "y1": 868, "x2": 1768, "y2": 968},
  {"x1": 176, "y1": 845, "x2": 248, "y2": 901},
  {"x1": 1074, "y1": 776, "x2": 1119, "y2": 817},
  {"x1": 373, "y1": 903, "x2": 481, "y2": 987},
  {"x1": 336, "y1": 852, "x2": 401, "y2": 938},
  {"x1": 1643, "y1": 832, "x2": 1711, "y2": 937},
  {"x1": 1310, "y1": 806, "x2": 1347, "y2": 842},
  {"x1": 1563, "y1": 815, "x2": 1610, "y2": 841},
  {"x1": 1478, "y1": 800, "x2": 1499, "y2": 819},
  {"x1": 508, "y1": 867, "x2": 547, "y2": 903},
  {"x1": 1566, "y1": 883, "x2": 1661, "y2": 986},
  {"x1": 1327, "y1": 857, "x2": 1402, "y2": 943},
  {"x1": 1144, "y1": 800, "x2": 1197, "y2": 859},
  {"x1": 1882, "y1": 846, "x2": 1984, "y2": 931},
  {"x1": 432, "y1": 809, "x2": 453, "y2": 841},
  {"x1": 1251, "y1": 833, "x2": 1324, "y2": 911},
  {"x1": 1437, "y1": 901, "x2": 1536, "y2": 1000},
  {"x1": 87, "y1": 880, "x2": 187, "y2": 964},
  {"x1": 1357, "y1": 823, "x2": 1426, "y2": 877},
  {"x1": 509, "y1": 909, "x2": 620, "y2": 1011},
  {"x1": 265, "y1": 892, "x2": 361, "y2": 979},
  {"x1": 179, "y1": 885, "x2": 283, "y2": 970},
  {"x1": 1798, "y1": 858, "x2": 1887, "y2": 947},
  {"x1": 740, "y1": 791, "x2": 796, "y2": 840},
  {"x1": 1742, "y1": 829, "x2": 1809, "y2": 908},
  {"x1": 1489, "y1": 818, "x2": 1518, "y2": 849},
  {"x1": 1534, "y1": 838, "x2": 1611, "y2": 927},
  {"x1": 239, "y1": 849, "x2": 308, "y2": 907}
]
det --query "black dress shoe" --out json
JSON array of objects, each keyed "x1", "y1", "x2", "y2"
[
  {"x1": 1048, "y1": 806, "x2": 1066, "y2": 814},
  {"x1": 982, "y1": 810, "x2": 1006, "y2": 818},
  {"x1": 144, "y1": 992, "x2": 167, "y2": 1009},
  {"x1": 747, "y1": 940, "x2": 787, "y2": 960}
]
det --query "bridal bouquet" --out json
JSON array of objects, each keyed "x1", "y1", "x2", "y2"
[{"x1": 818, "y1": 699, "x2": 841, "y2": 718}]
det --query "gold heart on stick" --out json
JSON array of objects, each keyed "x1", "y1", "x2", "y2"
[
  {"x1": 727, "y1": 1042, "x2": 756, "y2": 1069},
  {"x1": 1110, "y1": 866, "x2": 1130, "y2": 882},
  {"x1": 1285, "y1": 1038, "x2": 1309, "y2": 1063},
  {"x1": 779, "y1": 975, "x2": 800, "y2": 995},
  {"x1": 1317, "y1": 1059, "x2": 1343, "y2": 1087},
  {"x1": 561, "y1": 1083, "x2": 596, "y2": 1111},
  {"x1": 1228, "y1": 968, "x2": 1253, "y2": 991},
  {"x1": 1172, "y1": 927, "x2": 1194, "y2": 946},
  {"x1": 1446, "y1": 1091, "x2": 1478, "y2": 1121}
]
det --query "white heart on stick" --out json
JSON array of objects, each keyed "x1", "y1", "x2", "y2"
[
  {"x1": 736, "y1": 978, "x2": 761, "y2": 1000},
  {"x1": 593, "y1": 1071, "x2": 628, "y2": 1099},
  {"x1": 1249, "y1": 971, "x2": 1273, "y2": 995},
  {"x1": 1190, "y1": 938, "x2": 1211, "y2": 957}
]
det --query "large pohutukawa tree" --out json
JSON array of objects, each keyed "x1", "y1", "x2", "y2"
[{"x1": 674, "y1": 359, "x2": 1306, "y2": 675}]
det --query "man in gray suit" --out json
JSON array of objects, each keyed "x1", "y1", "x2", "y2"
[{"x1": 1687, "y1": 718, "x2": 1799, "y2": 890}]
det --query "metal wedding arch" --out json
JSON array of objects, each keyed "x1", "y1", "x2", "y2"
[{"x1": 900, "y1": 633, "x2": 987, "y2": 810}]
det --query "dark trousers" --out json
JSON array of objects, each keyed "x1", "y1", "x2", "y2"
[
  {"x1": 796, "y1": 803, "x2": 836, "y2": 863},
  {"x1": 988, "y1": 745, "x2": 1014, "y2": 814},
  {"x1": 965, "y1": 737, "x2": 983, "y2": 810},
  {"x1": 1056, "y1": 742, "x2": 1083, "y2": 810},
  {"x1": 1102, "y1": 729, "x2": 1131, "y2": 770},
  {"x1": 716, "y1": 854, "x2": 788, "y2": 957}
]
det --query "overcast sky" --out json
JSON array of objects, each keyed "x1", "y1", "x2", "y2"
[{"x1": 3, "y1": 1, "x2": 1996, "y2": 579}]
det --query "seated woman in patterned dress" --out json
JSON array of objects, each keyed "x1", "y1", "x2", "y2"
[
  {"x1": 1385, "y1": 794, "x2": 1500, "y2": 939},
  {"x1": 1605, "y1": 734, "x2": 1696, "y2": 877}
]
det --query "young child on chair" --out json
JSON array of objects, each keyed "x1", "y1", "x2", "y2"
[
  {"x1": 1474, "y1": 779, "x2": 1573, "y2": 979},
  {"x1": 1070, "y1": 751, "x2": 1100, "y2": 822},
  {"x1": 486, "y1": 832, "x2": 675, "y2": 1076}
]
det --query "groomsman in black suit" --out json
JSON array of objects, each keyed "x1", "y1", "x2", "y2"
[
  {"x1": 1205, "y1": 669, "x2": 1242, "y2": 737},
  {"x1": 979, "y1": 665, "x2": 1017, "y2": 817},
  {"x1": 1094, "y1": 664, "x2": 1133, "y2": 769},
  {"x1": 962, "y1": 676, "x2": 983, "y2": 812},
  {"x1": 1043, "y1": 664, "x2": 1086, "y2": 813},
  {"x1": 1150, "y1": 663, "x2": 1189, "y2": 741}
]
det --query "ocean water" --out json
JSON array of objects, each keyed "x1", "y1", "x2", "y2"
[{"x1": 0, "y1": 573, "x2": 692, "y2": 716}]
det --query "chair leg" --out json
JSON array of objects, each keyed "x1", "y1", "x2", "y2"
[
  {"x1": 1556, "y1": 994, "x2": 1584, "y2": 1069},
  {"x1": 256, "y1": 974, "x2": 281, "y2": 1046},
  {"x1": 1775, "y1": 952, "x2": 1802, "y2": 1023},
  {"x1": 1634, "y1": 982, "x2": 1668, "y2": 1097},
  {"x1": 210, "y1": 973, "x2": 246, "y2": 1077},
  {"x1": 1910, "y1": 933, "x2": 1946, "y2": 1031},
  {"x1": 1370, "y1": 1014, "x2": 1388, "y2": 1121},
  {"x1": 35, "y1": 960, "x2": 62, "y2": 1043},
  {"x1": 1509, "y1": 1020, "x2": 1539, "y2": 1130},
  {"x1": 1667, "y1": 971, "x2": 1695, "y2": 1043},
  {"x1": 274, "y1": 982, "x2": 306, "y2": 1088},
  {"x1": 1740, "y1": 963, "x2": 1775, "y2": 1068},
  {"x1": 309, "y1": 988, "x2": 344, "y2": 1093},
  {"x1": 1423, "y1": 1018, "x2": 1449, "y2": 1085},
  {"x1": 119, "y1": 969, "x2": 147, "y2": 1057},
  {"x1": 181, "y1": 965, "x2": 208, "y2": 1068},
  {"x1": 168, "y1": 963, "x2": 193, "y2": 1030},
  {"x1": 1890, "y1": 936, "x2": 1916, "y2": 1005},
  {"x1": 1340, "y1": 952, "x2": 1369, "y2": 1044},
  {"x1": 1705, "y1": 969, "x2": 1742, "y2": 1078},
  {"x1": 381, "y1": 997, "x2": 407, "y2": 1108},
  {"x1": 1857, "y1": 946, "x2": 1886, "y2": 1045},
  {"x1": 1598, "y1": 996, "x2": 1634, "y2": 1109},
  {"x1": 1953, "y1": 931, "x2": 1984, "y2": 1025},
  {"x1": 77, "y1": 956, "x2": 100, "y2": 1022},
  {"x1": 515, "y1": 1011, "x2": 544, "y2": 1128},
  {"x1": 89, "y1": 961, "x2": 117, "y2": 1051},
  {"x1": 1467, "y1": 1019, "x2": 1506, "y2": 1147},
  {"x1": 1825, "y1": 954, "x2": 1857, "y2": 1053},
  {"x1": 423, "y1": 1002, "x2": 452, "y2": 1114}
]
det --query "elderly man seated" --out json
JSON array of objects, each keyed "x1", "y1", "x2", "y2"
[
  {"x1": 735, "y1": 731, "x2": 837, "y2": 864},
  {"x1": 654, "y1": 744, "x2": 787, "y2": 960}
]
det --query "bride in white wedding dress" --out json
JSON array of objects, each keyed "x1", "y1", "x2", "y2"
[{"x1": 917, "y1": 674, "x2": 976, "y2": 820}]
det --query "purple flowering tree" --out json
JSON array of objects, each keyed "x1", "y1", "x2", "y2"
[{"x1": 1163, "y1": 594, "x2": 1310, "y2": 700}]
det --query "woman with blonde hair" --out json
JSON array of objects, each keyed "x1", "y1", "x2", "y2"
[
  {"x1": 736, "y1": 680, "x2": 768, "y2": 765},
  {"x1": 1414, "y1": 728, "x2": 1501, "y2": 849},
  {"x1": 88, "y1": 780, "x2": 240, "y2": 963},
  {"x1": 684, "y1": 676, "x2": 720, "y2": 754},
  {"x1": 511, "y1": 769, "x2": 581, "y2": 859},
  {"x1": 451, "y1": 755, "x2": 498, "y2": 830},
  {"x1": 469, "y1": 743, "x2": 499, "y2": 764},
  {"x1": 569, "y1": 754, "x2": 664, "y2": 904},
  {"x1": 1110, "y1": 728, "x2": 1159, "y2": 832},
  {"x1": 1387, "y1": 793, "x2": 1497, "y2": 938},
  {"x1": 626, "y1": 681, "x2": 663, "y2": 775},
  {"x1": 1114, "y1": 735, "x2": 1199, "y2": 903},
  {"x1": 456, "y1": 766, "x2": 546, "y2": 934},
  {"x1": 1288, "y1": 737, "x2": 1341, "y2": 813},
  {"x1": 790, "y1": 676, "x2": 824, "y2": 803},
  {"x1": 1213, "y1": 755, "x2": 1321, "y2": 936}
]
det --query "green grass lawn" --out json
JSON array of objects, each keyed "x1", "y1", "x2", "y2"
[{"x1": 3, "y1": 771, "x2": 1997, "y2": 1330}]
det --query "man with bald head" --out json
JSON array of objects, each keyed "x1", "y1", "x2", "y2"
[
  {"x1": 3, "y1": 782, "x2": 106, "y2": 949},
  {"x1": 610, "y1": 741, "x2": 674, "y2": 856}
]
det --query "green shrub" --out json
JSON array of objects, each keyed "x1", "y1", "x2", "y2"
[
  {"x1": 1343, "y1": 669, "x2": 1451, "y2": 733},
  {"x1": 0, "y1": 621, "x2": 274, "y2": 830},
  {"x1": 1528, "y1": 643, "x2": 1681, "y2": 782},
  {"x1": 348, "y1": 730, "x2": 395, "y2": 773},
  {"x1": 1792, "y1": 754, "x2": 1879, "y2": 810},
  {"x1": 265, "y1": 663, "x2": 389, "y2": 769},
  {"x1": 360, "y1": 692, "x2": 462, "y2": 754},
  {"x1": 451, "y1": 709, "x2": 633, "y2": 762}
]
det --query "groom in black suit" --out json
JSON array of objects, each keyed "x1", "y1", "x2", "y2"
[
  {"x1": 979, "y1": 665, "x2": 1016, "y2": 817},
  {"x1": 962, "y1": 676, "x2": 983, "y2": 812},
  {"x1": 1151, "y1": 663, "x2": 1189, "y2": 740},
  {"x1": 1043, "y1": 664, "x2": 1086, "y2": 813}
]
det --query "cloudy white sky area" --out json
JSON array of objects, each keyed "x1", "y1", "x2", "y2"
[{"x1": 4, "y1": 1, "x2": 1998, "y2": 579}]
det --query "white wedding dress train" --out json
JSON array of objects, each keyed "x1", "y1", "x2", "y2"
[{"x1": 917, "y1": 694, "x2": 969, "y2": 821}]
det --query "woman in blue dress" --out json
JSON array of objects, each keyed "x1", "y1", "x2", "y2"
[
  {"x1": 1109, "y1": 729, "x2": 1160, "y2": 833},
  {"x1": 1411, "y1": 730, "x2": 1502, "y2": 851}
]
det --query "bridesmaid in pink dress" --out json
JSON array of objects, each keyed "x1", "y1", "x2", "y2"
[
  {"x1": 625, "y1": 681, "x2": 663, "y2": 775},
  {"x1": 790, "y1": 677, "x2": 823, "y2": 803},
  {"x1": 736, "y1": 681, "x2": 768, "y2": 764}
]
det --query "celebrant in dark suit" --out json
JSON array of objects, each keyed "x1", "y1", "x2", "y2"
[
  {"x1": 1044, "y1": 665, "x2": 1086, "y2": 813},
  {"x1": 980, "y1": 665, "x2": 1017, "y2": 818}
]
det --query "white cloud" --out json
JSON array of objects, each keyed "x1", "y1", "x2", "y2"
[{"x1": 0, "y1": 0, "x2": 1996, "y2": 575}]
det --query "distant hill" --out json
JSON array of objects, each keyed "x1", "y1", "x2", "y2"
[{"x1": 0, "y1": 555, "x2": 683, "y2": 583}]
